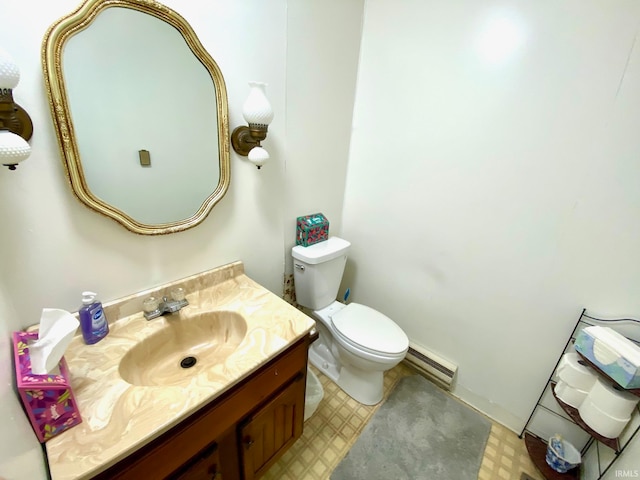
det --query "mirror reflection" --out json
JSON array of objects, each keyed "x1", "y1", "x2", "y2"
[{"x1": 43, "y1": 0, "x2": 230, "y2": 234}]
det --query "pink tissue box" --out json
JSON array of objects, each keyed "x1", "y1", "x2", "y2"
[{"x1": 12, "y1": 331, "x2": 81, "y2": 442}]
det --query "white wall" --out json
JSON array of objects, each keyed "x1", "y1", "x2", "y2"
[
  {"x1": 0, "y1": 2, "x2": 285, "y2": 478},
  {"x1": 4, "y1": 0, "x2": 639, "y2": 476},
  {"x1": 283, "y1": 0, "x2": 364, "y2": 268},
  {"x1": 343, "y1": 0, "x2": 640, "y2": 432},
  {"x1": 0, "y1": 0, "x2": 288, "y2": 324},
  {"x1": 0, "y1": 292, "x2": 48, "y2": 480},
  {"x1": 0, "y1": 0, "x2": 361, "y2": 477}
]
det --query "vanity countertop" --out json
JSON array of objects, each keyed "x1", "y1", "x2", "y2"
[{"x1": 44, "y1": 261, "x2": 314, "y2": 480}]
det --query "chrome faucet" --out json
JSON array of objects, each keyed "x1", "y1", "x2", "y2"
[{"x1": 143, "y1": 288, "x2": 188, "y2": 320}]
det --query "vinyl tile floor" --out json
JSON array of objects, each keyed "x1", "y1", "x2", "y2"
[{"x1": 263, "y1": 363, "x2": 544, "y2": 480}]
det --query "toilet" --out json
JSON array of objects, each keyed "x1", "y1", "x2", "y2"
[{"x1": 292, "y1": 237, "x2": 409, "y2": 405}]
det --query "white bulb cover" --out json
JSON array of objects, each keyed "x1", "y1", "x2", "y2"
[
  {"x1": 242, "y1": 81, "x2": 274, "y2": 126},
  {"x1": 0, "y1": 49, "x2": 20, "y2": 90},
  {"x1": 248, "y1": 146, "x2": 269, "y2": 168},
  {"x1": 0, "y1": 130, "x2": 31, "y2": 164}
]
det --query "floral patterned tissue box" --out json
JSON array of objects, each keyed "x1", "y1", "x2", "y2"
[
  {"x1": 12, "y1": 331, "x2": 81, "y2": 442},
  {"x1": 296, "y1": 213, "x2": 329, "y2": 246}
]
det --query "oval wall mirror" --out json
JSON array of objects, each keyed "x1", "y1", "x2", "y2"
[{"x1": 42, "y1": 0, "x2": 230, "y2": 235}]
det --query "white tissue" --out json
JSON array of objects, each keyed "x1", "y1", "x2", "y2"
[{"x1": 29, "y1": 308, "x2": 79, "y2": 375}]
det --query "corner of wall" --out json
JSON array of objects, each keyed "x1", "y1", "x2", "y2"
[{"x1": 452, "y1": 383, "x2": 525, "y2": 435}]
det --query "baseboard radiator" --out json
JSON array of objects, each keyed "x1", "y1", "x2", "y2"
[{"x1": 403, "y1": 342, "x2": 457, "y2": 390}]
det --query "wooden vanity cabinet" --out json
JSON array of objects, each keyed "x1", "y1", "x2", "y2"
[
  {"x1": 93, "y1": 334, "x2": 313, "y2": 480},
  {"x1": 239, "y1": 372, "x2": 305, "y2": 480}
]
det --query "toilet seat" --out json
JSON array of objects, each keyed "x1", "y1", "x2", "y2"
[{"x1": 331, "y1": 303, "x2": 408, "y2": 356}]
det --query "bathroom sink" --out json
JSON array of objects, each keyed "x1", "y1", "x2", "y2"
[{"x1": 119, "y1": 311, "x2": 247, "y2": 387}]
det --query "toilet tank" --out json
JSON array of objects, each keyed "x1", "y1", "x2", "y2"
[{"x1": 292, "y1": 237, "x2": 351, "y2": 310}]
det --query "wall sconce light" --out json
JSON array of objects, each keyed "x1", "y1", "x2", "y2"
[
  {"x1": 0, "y1": 49, "x2": 33, "y2": 171},
  {"x1": 231, "y1": 81, "x2": 273, "y2": 169}
]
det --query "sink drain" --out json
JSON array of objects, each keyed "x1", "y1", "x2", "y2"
[{"x1": 180, "y1": 356, "x2": 197, "y2": 369}]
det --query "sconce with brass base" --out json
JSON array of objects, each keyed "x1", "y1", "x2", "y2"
[
  {"x1": 0, "y1": 49, "x2": 33, "y2": 170},
  {"x1": 231, "y1": 124, "x2": 268, "y2": 157},
  {"x1": 231, "y1": 82, "x2": 273, "y2": 169},
  {"x1": 0, "y1": 93, "x2": 33, "y2": 141}
]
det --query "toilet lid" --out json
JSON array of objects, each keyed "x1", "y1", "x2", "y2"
[{"x1": 331, "y1": 303, "x2": 408, "y2": 355}]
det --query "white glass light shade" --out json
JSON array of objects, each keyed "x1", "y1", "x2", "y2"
[
  {"x1": 242, "y1": 82, "x2": 273, "y2": 126},
  {"x1": 247, "y1": 146, "x2": 269, "y2": 169},
  {"x1": 0, "y1": 130, "x2": 31, "y2": 166},
  {"x1": 0, "y1": 49, "x2": 20, "y2": 89}
]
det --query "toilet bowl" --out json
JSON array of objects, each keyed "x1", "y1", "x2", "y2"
[
  {"x1": 292, "y1": 237, "x2": 409, "y2": 405},
  {"x1": 309, "y1": 301, "x2": 408, "y2": 404}
]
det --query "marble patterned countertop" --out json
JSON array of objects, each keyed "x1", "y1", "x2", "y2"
[{"x1": 44, "y1": 261, "x2": 314, "y2": 480}]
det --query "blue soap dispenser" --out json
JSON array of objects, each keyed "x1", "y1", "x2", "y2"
[{"x1": 79, "y1": 291, "x2": 109, "y2": 344}]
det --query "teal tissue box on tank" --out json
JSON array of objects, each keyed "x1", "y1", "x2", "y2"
[{"x1": 296, "y1": 213, "x2": 329, "y2": 246}]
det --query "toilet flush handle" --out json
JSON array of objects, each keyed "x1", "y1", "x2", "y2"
[{"x1": 294, "y1": 263, "x2": 305, "y2": 272}]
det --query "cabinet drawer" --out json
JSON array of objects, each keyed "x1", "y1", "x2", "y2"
[{"x1": 169, "y1": 441, "x2": 221, "y2": 480}]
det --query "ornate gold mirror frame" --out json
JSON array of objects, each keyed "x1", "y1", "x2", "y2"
[{"x1": 42, "y1": 0, "x2": 230, "y2": 235}]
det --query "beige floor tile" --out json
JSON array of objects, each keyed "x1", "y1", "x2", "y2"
[{"x1": 264, "y1": 363, "x2": 544, "y2": 480}]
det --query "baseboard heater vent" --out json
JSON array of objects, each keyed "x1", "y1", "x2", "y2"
[{"x1": 403, "y1": 342, "x2": 457, "y2": 390}]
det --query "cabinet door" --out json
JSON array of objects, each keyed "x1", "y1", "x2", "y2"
[
  {"x1": 169, "y1": 442, "x2": 222, "y2": 480},
  {"x1": 239, "y1": 373, "x2": 305, "y2": 480}
]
